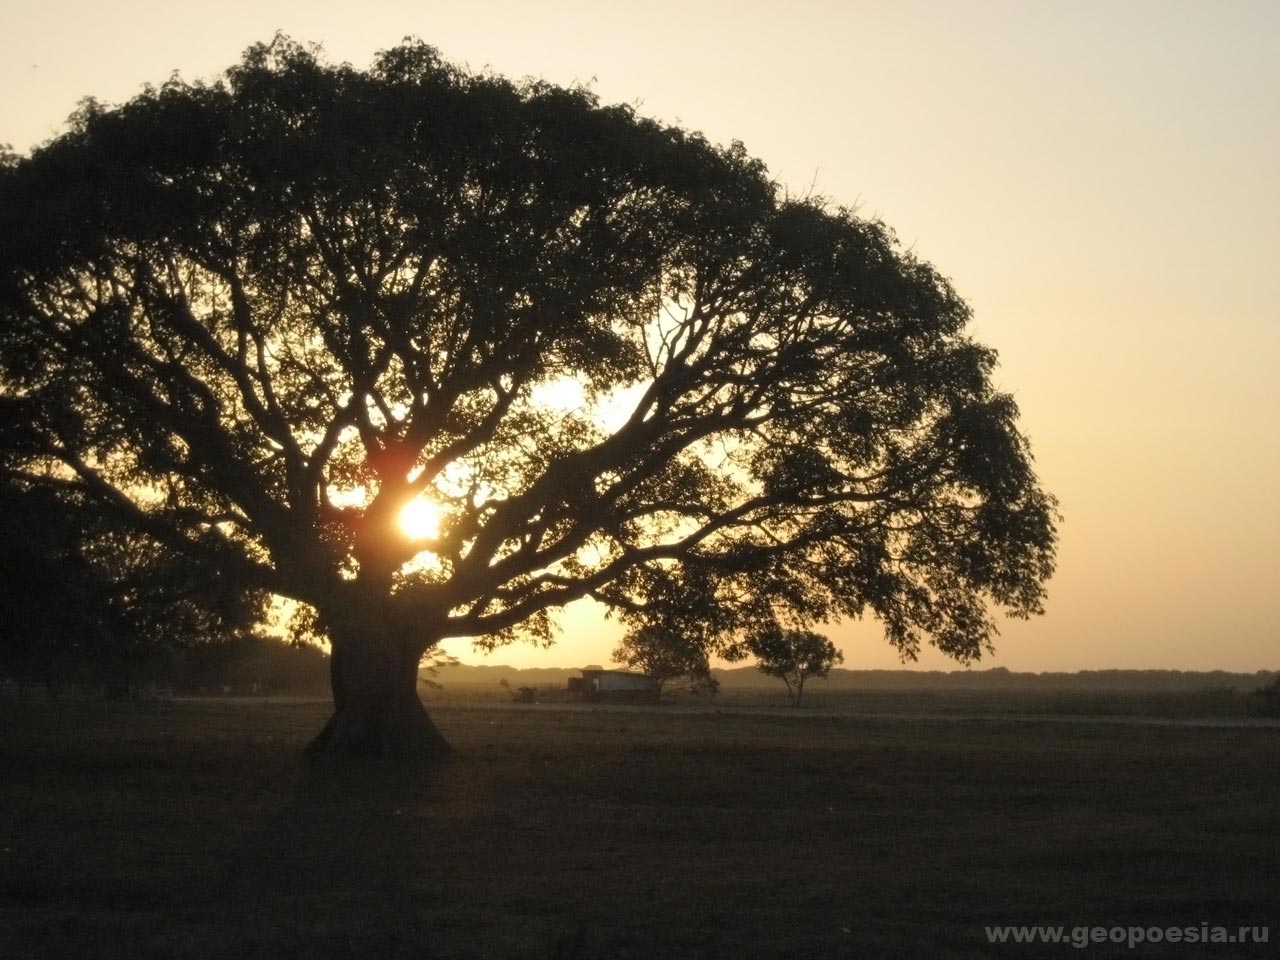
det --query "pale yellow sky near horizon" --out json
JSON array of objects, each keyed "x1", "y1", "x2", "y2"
[{"x1": 3, "y1": 1, "x2": 1277, "y2": 672}]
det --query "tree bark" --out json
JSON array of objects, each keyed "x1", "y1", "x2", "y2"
[{"x1": 306, "y1": 627, "x2": 452, "y2": 763}]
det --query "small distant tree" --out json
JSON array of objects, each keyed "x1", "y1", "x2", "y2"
[
  {"x1": 613, "y1": 566, "x2": 730, "y2": 698},
  {"x1": 747, "y1": 623, "x2": 843, "y2": 706},
  {"x1": 614, "y1": 624, "x2": 718, "y2": 698},
  {"x1": 498, "y1": 678, "x2": 537, "y2": 703}
]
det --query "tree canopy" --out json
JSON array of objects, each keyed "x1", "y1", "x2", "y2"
[{"x1": 0, "y1": 37, "x2": 1057, "y2": 758}]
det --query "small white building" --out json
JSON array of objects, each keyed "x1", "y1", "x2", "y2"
[{"x1": 567, "y1": 666, "x2": 658, "y2": 702}]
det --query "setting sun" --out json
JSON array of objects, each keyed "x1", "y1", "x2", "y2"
[{"x1": 399, "y1": 498, "x2": 441, "y2": 540}]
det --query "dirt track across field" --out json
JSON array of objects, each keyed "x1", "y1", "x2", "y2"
[{"x1": 409, "y1": 697, "x2": 1280, "y2": 729}]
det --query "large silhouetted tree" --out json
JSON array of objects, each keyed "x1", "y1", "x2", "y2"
[{"x1": 0, "y1": 38, "x2": 1057, "y2": 760}]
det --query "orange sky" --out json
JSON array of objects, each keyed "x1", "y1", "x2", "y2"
[{"x1": 3, "y1": 0, "x2": 1277, "y2": 672}]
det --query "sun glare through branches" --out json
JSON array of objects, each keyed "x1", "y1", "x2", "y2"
[{"x1": 399, "y1": 498, "x2": 441, "y2": 541}]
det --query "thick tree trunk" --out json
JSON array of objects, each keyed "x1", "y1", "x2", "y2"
[{"x1": 306, "y1": 629, "x2": 452, "y2": 763}]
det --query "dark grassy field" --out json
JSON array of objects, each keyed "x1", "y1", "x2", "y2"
[{"x1": 2, "y1": 699, "x2": 1276, "y2": 959}]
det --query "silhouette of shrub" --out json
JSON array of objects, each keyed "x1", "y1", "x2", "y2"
[{"x1": 1252, "y1": 677, "x2": 1280, "y2": 717}]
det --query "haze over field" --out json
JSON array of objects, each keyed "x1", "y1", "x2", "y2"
[{"x1": 4, "y1": 0, "x2": 1276, "y2": 672}]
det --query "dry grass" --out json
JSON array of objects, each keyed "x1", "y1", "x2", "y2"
[{"x1": 1, "y1": 699, "x2": 1276, "y2": 958}]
